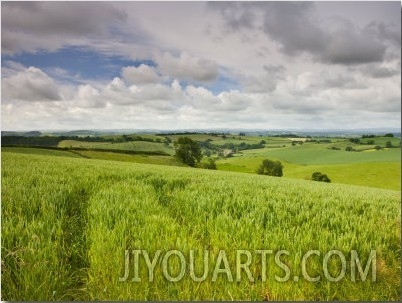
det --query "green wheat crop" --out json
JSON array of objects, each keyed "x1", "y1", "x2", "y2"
[{"x1": 1, "y1": 151, "x2": 400, "y2": 300}]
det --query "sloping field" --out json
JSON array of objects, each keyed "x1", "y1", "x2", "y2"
[
  {"x1": 359, "y1": 136, "x2": 401, "y2": 146},
  {"x1": 58, "y1": 140, "x2": 111, "y2": 148},
  {"x1": 58, "y1": 140, "x2": 174, "y2": 155},
  {"x1": 239, "y1": 144, "x2": 401, "y2": 165},
  {"x1": 285, "y1": 162, "x2": 401, "y2": 190},
  {"x1": 217, "y1": 145, "x2": 401, "y2": 190},
  {"x1": 0, "y1": 147, "x2": 83, "y2": 158},
  {"x1": 217, "y1": 157, "x2": 401, "y2": 190},
  {"x1": 2, "y1": 151, "x2": 400, "y2": 300},
  {"x1": 71, "y1": 150, "x2": 184, "y2": 166}
]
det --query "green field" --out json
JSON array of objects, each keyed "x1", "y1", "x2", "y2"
[
  {"x1": 237, "y1": 144, "x2": 401, "y2": 165},
  {"x1": 58, "y1": 140, "x2": 174, "y2": 155},
  {"x1": 359, "y1": 136, "x2": 401, "y2": 146},
  {"x1": 71, "y1": 150, "x2": 184, "y2": 166},
  {"x1": 0, "y1": 147, "x2": 84, "y2": 158},
  {"x1": 215, "y1": 142, "x2": 401, "y2": 190},
  {"x1": 1, "y1": 150, "x2": 400, "y2": 300},
  {"x1": 217, "y1": 160, "x2": 400, "y2": 190},
  {"x1": 1, "y1": 147, "x2": 183, "y2": 167}
]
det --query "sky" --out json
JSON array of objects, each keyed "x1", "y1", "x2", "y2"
[{"x1": 1, "y1": 1, "x2": 401, "y2": 131}]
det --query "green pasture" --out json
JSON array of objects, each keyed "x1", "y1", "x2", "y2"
[
  {"x1": 238, "y1": 143, "x2": 400, "y2": 165},
  {"x1": 359, "y1": 136, "x2": 401, "y2": 146},
  {"x1": 215, "y1": 144, "x2": 401, "y2": 190}
]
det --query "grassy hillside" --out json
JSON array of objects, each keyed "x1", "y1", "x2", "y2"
[{"x1": 2, "y1": 150, "x2": 400, "y2": 300}]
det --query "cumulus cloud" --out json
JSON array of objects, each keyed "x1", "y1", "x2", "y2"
[
  {"x1": 76, "y1": 84, "x2": 104, "y2": 108},
  {"x1": 185, "y1": 85, "x2": 220, "y2": 108},
  {"x1": 156, "y1": 52, "x2": 219, "y2": 82},
  {"x1": 71, "y1": 77, "x2": 187, "y2": 113},
  {"x1": 273, "y1": 70, "x2": 400, "y2": 115},
  {"x1": 2, "y1": 66, "x2": 61, "y2": 102},
  {"x1": 294, "y1": 71, "x2": 366, "y2": 93},
  {"x1": 241, "y1": 64, "x2": 286, "y2": 93},
  {"x1": 122, "y1": 64, "x2": 160, "y2": 85},
  {"x1": 216, "y1": 90, "x2": 252, "y2": 112}
]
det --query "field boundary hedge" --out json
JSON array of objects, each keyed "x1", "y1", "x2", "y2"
[{"x1": 1, "y1": 145, "x2": 171, "y2": 156}]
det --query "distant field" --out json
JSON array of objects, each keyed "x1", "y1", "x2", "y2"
[
  {"x1": 360, "y1": 136, "x2": 401, "y2": 146},
  {"x1": 58, "y1": 140, "x2": 111, "y2": 148},
  {"x1": 216, "y1": 143, "x2": 401, "y2": 190},
  {"x1": 2, "y1": 151, "x2": 400, "y2": 300},
  {"x1": 58, "y1": 140, "x2": 174, "y2": 155},
  {"x1": 100, "y1": 134, "x2": 166, "y2": 141},
  {"x1": 0, "y1": 147, "x2": 83, "y2": 158},
  {"x1": 286, "y1": 162, "x2": 400, "y2": 190},
  {"x1": 4, "y1": 140, "x2": 400, "y2": 190},
  {"x1": 1, "y1": 147, "x2": 182, "y2": 167},
  {"x1": 216, "y1": 159, "x2": 401, "y2": 190},
  {"x1": 209, "y1": 136, "x2": 267, "y2": 146},
  {"x1": 238, "y1": 144, "x2": 401, "y2": 164},
  {"x1": 164, "y1": 134, "x2": 223, "y2": 142},
  {"x1": 73, "y1": 150, "x2": 184, "y2": 166}
]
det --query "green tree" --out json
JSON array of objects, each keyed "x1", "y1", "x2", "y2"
[
  {"x1": 206, "y1": 158, "x2": 217, "y2": 169},
  {"x1": 174, "y1": 137, "x2": 202, "y2": 167},
  {"x1": 204, "y1": 149, "x2": 212, "y2": 157},
  {"x1": 198, "y1": 158, "x2": 217, "y2": 170},
  {"x1": 312, "y1": 172, "x2": 331, "y2": 183},
  {"x1": 386, "y1": 141, "x2": 393, "y2": 148},
  {"x1": 257, "y1": 159, "x2": 283, "y2": 177},
  {"x1": 349, "y1": 138, "x2": 360, "y2": 144}
]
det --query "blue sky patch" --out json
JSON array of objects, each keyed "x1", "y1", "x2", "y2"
[{"x1": 2, "y1": 46, "x2": 154, "y2": 83}]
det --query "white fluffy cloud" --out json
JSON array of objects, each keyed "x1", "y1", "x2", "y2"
[
  {"x1": 122, "y1": 64, "x2": 160, "y2": 85},
  {"x1": 2, "y1": 66, "x2": 61, "y2": 102},
  {"x1": 76, "y1": 84, "x2": 103, "y2": 108},
  {"x1": 156, "y1": 52, "x2": 219, "y2": 83}
]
